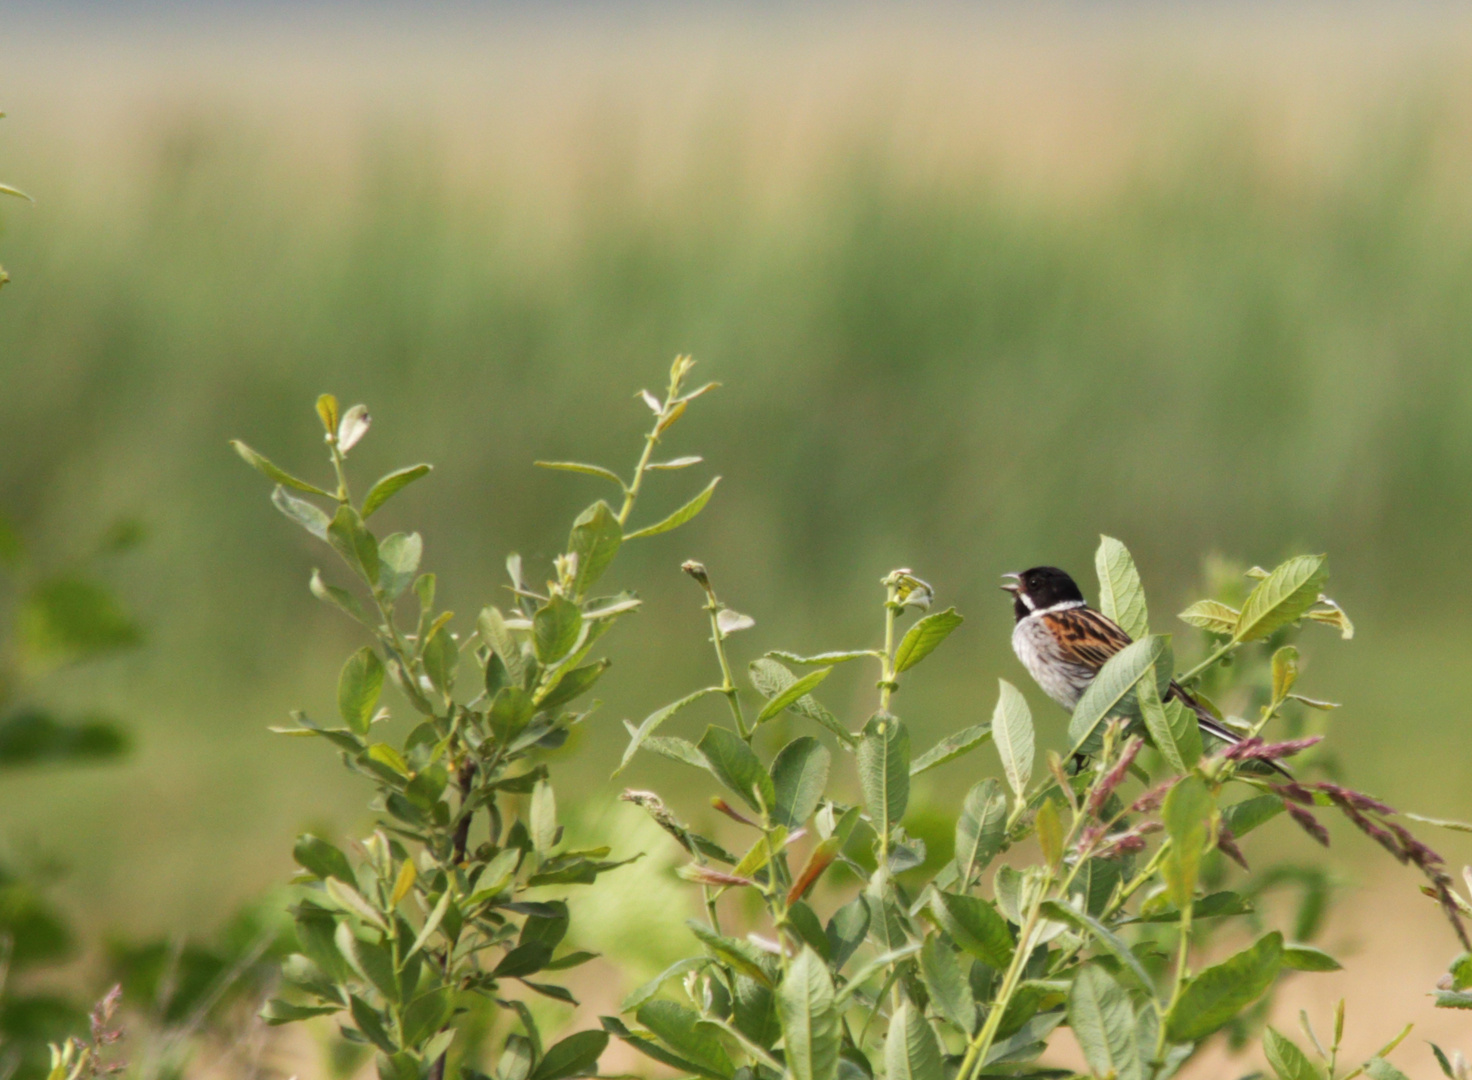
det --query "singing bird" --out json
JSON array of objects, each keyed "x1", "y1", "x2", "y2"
[{"x1": 1001, "y1": 565, "x2": 1279, "y2": 769}]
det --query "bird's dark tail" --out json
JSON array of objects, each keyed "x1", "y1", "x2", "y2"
[{"x1": 1166, "y1": 680, "x2": 1292, "y2": 778}]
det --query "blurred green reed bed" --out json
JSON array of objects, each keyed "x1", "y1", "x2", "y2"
[{"x1": 1, "y1": 17, "x2": 1472, "y2": 940}]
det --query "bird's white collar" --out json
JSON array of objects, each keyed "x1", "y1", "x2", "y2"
[{"x1": 1021, "y1": 599, "x2": 1087, "y2": 619}]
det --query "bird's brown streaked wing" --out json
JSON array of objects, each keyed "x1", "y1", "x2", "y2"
[{"x1": 1040, "y1": 606, "x2": 1134, "y2": 674}]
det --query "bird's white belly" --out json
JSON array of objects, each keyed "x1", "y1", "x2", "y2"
[{"x1": 1012, "y1": 616, "x2": 1090, "y2": 710}]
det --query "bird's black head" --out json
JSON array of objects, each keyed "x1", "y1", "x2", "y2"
[{"x1": 1000, "y1": 566, "x2": 1085, "y2": 620}]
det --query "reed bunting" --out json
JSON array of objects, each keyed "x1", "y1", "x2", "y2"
[{"x1": 1001, "y1": 565, "x2": 1280, "y2": 770}]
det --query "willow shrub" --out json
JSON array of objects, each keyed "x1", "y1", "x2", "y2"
[{"x1": 237, "y1": 360, "x2": 1470, "y2": 1080}]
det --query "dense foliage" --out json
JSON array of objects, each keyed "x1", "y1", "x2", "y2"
[{"x1": 230, "y1": 365, "x2": 1472, "y2": 1080}]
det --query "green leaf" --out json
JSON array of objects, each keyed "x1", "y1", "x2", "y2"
[
  {"x1": 929, "y1": 891, "x2": 1013, "y2": 968},
  {"x1": 766, "y1": 649, "x2": 877, "y2": 666},
  {"x1": 326, "y1": 878, "x2": 388, "y2": 930},
  {"x1": 825, "y1": 898, "x2": 871, "y2": 970},
  {"x1": 920, "y1": 937, "x2": 976, "y2": 1034},
  {"x1": 616, "y1": 688, "x2": 722, "y2": 775},
  {"x1": 362, "y1": 464, "x2": 432, "y2": 519},
  {"x1": 1036, "y1": 799, "x2": 1063, "y2": 869},
  {"x1": 327, "y1": 504, "x2": 380, "y2": 585},
  {"x1": 1404, "y1": 812, "x2": 1472, "y2": 834},
  {"x1": 621, "y1": 958, "x2": 710, "y2": 1013},
  {"x1": 534, "y1": 595, "x2": 583, "y2": 665},
  {"x1": 857, "y1": 712, "x2": 910, "y2": 827},
  {"x1": 489, "y1": 687, "x2": 535, "y2": 743},
  {"x1": 0, "y1": 182, "x2": 34, "y2": 202},
  {"x1": 1178, "y1": 599, "x2": 1241, "y2": 635},
  {"x1": 1281, "y1": 945, "x2": 1342, "y2": 972},
  {"x1": 640, "y1": 736, "x2": 714, "y2": 774},
  {"x1": 992, "y1": 679, "x2": 1034, "y2": 798},
  {"x1": 535, "y1": 460, "x2": 625, "y2": 489},
  {"x1": 1067, "y1": 965, "x2": 1150, "y2": 1080},
  {"x1": 699, "y1": 726, "x2": 776, "y2": 814},
  {"x1": 1038, "y1": 901, "x2": 1152, "y2": 991},
  {"x1": 688, "y1": 921, "x2": 778, "y2": 986},
  {"x1": 756, "y1": 666, "x2": 833, "y2": 725},
  {"x1": 1272, "y1": 645, "x2": 1300, "y2": 704},
  {"x1": 1233, "y1": 555, "x2": 1329, "y2": 643},
  {"x1": 478, "y1": 606, "x2": 526, "y2": 689},
  {"x1": 771, "y1": 737, "x2": 831, "y2": 830},
  {"x1": 776, "y1": 947, "x2": 840, "y2": 1080},
  {"x1": 316, "y1": 394, "x2": 340, "y2": 435},
  {"x1": 349, "y1": 995, "x2": 397, "y2": 1053},
  {"x1": 885, "y1": 994, "x2": 945, "y2": 1080},
  {"x1": 293, "y1": 834, "x2": 356, "y2": 884},
  {"x1": 1222, "y1": 795, "x2": 1284, "y2": 837},
  {"x1": 405, "y1": 889, "x2": 453, "y2": 962},
  {"x1": 1162, "y1": 776, "x2": 1213, "y2": 908},
  {"x1": 337, "y1": 647, "x2": 384, "y2": 736},
  {"x1": 636, "y1": 1000, "x2": 734, "y2": 1080},
  {"x1": 262, "y1": 999, "x2": 340, "y2": 1024},
  {"x1": 1432, "y1": 1043, "x2": 1458, "y2": 1079},
  {"x1": 232, "y1": 440, "x2": 332, "y2": 495},
  {"x1": 540, "y1": 660, "x2": 609, "y2": 711},
  {"x1": 530, "y1": 1031, "x2": 609, "y2": 1080},
  {"x1": 1263, "y1": 1027, "x2": 1322, "y2": 1080},
  {"x1": 1166, "y1": 931, "x2": 1283, "y2": 1042},
  {"x1": 1364, "y1": 1060, "x2": 1412, "y2": 1080},
  {"x1": 569, "y1": 501, "x2": 622, "y2": 597},
  {"x1": 422, "y1": 623, "x2": 459, "y2": 693},
  {"x1": 910, "y1": 723, "x2": 992, "y2": 777},
  {"x1": 401, "y1": 987, "x2": 452, "y2": 1047},
  {"x1": 1095, "y1": 536, "x2": 1149, "y2": 640},
  {"x1": 378, "y1": 532, "x2": 423, "y2": 600},
  {"x1": 1068, "y1": 635, "x2": 1169, "y2": 756},
  {"x1": 1139, "y1": 671, "x2": 1199, "y2": 773},
  {"x1": 625, "y1": 477, "x2": 720, "y2": 540},
  {"x1": 530, "y1": 780, "x2": 557, "y2": 855},
  {"x1": 955, "y1": 778, "x2": 1008, "y2": 887},
  {"x1": 893, "y1": 608, "x2": 964, "y2": 673},
  {"x1": 749, "y1": 658, "x2": 854, "y2": 746}
]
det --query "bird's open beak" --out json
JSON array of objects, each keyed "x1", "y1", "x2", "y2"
[{"x1": 1000, "y1": 572, "x2": 1021, "y2": 594}]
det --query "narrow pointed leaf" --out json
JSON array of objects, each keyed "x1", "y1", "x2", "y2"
[
  {"x1": 1067, "y1": 965, "x2": 1150, "y2": 1080},
  {"x1": 992, "y1": 679, "x2": 1034, "y2": 798},
  {"x1": 616, "y1": 688, "x2": 722, "y2": 775},
  {"x1": 534, "y1": 461, "x2": 625, "y2": 489},
  {"x1": 776, "y1": 947, "x2": 840, "y2": 1080},
  {"x1": 893, "y1": 608, "x2": 964, "y2": 673},
  {"x1": 699, "y1": 726, "x2": 777, "y2": 814},
  {"x1": 1233, "y1": 555, "x2": 1328, "y2": 643},
  {"x1": 885, "y1": 995, "x2": 944, "y2": 1080},
  {"x1": 233, "y1": 441, "x2": 332, "y2": 495},
  {"x1": 1067, "y1": 635, "x2": 1168, "y2": 756},
  {"x1": 272, "y1": 486, "x2": 331, "y2": 540},
  {"x1": 857, "y1": 712, "x2": 909, "y2": 827},
  {"x1": 1166, "y1": 932, "x2": 1283, "y2": 1042},
  {"x1": 955, "y1": 778, "x2": 1008, "y2": 886},
  {"x1": 756, "y1": 666, "x2": 832, "y2": 725},
  {"x1": 911, "y1": 723, "x2": 992, "y2": 777},
  {"x1": 1263, "y1": 1027, "x2": 1321, "y2": 1080},
  {"x1": 770, "y1": 737, "x2": 831, "y2": 829},
  {"x1": 1178, "y1": 599, "x2": 1241, "y2": 635},
  {"x1": 362, "y1": 464, "x2": 432, "y2": 519},
  {"x1": 624, "y1": 477, "x2": 720, "y2": 540},
  {"x1": 1095, "y1": 536, "x2": 1150, "y2": 640}
]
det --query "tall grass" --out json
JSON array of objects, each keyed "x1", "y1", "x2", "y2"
[{"x1": 1, "y1": 14, "x2": 1471, "y2": 933}]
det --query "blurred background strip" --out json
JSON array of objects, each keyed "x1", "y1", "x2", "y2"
[{"x1": 1, "y1": 5, "x2": 1470, "y2": 945}]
